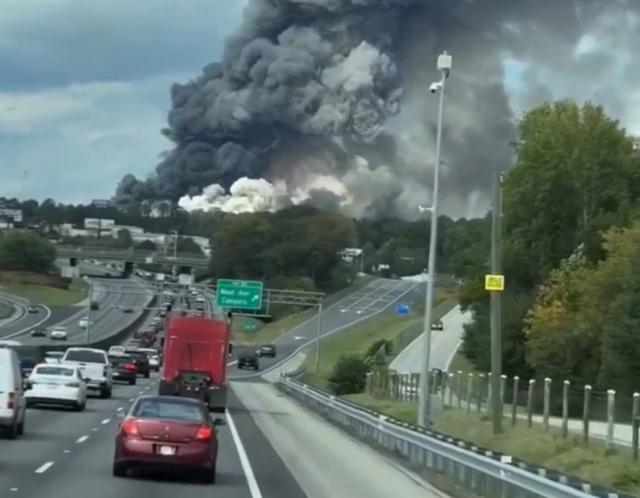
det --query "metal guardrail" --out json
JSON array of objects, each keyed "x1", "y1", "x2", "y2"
[{"x1": 278, "y1": 376, "x2": 630, "y2": 498}]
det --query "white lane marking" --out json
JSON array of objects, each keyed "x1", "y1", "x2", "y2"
[
  {"x1": 76, "y1": 435, "x2": 89, "y2": 444},
  {"x1": 226, "y1": 410, "x2": 263, "y2": 498},
  {"x1": 92, "y1": 427, "x2": 98, "y2": 432},
  {"x1": 101, "y1": 418, "x2": 111, "y2": 424},
  {"x1": 10, "y1": 487, "x2": 18, "y2": 491},
  {"x1": 116, "y1": 406, "x2": 124, "y2": 411},
  {"x1": 64, "y1": 449, "x2": 70, "y2": 454},
  {"x1": 35, "y1": 461, "x2": 55, "y2": 474},
  {"x1": 129, "y1": 398, "x2": 135, "y2": 402}
]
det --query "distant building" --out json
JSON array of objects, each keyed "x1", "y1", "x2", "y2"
[
  {"x1": 111, "y1": 225, "x2": 145, "y2": 237},
  {"x1": 91, "y1": 199, "x2": 113, "y2": 208},
  {"x1": 0, "y1": 209, "x2": 23, "y2": 223}
]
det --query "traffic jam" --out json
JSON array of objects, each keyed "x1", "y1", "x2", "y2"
[{"x1": 0, "y1": 288, "x2": 276, "y2": 485}]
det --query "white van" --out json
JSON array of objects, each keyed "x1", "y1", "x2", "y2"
[{"x1": 0, "y1": 347, "x2": 28, "y2": 438}]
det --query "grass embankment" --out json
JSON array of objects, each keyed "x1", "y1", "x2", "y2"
[
  {"x1": 0, "y1": 300, "x2": 13, "y2": 319},
  {"x1": 0, "y1": 279, "x2": 88, "y2": 306},
  {"x1": 230, "y1": 275, "x2": 375, "y2": 346}
]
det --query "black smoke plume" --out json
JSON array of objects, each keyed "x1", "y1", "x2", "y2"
[{"x1": 115, "y1": 0, "x2": 640, "y2": 219}]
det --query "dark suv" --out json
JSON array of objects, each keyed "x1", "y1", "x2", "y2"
[
  {"x1": 237, "y1": 352, "x2": 259, "y2": 371},
  {"x1": 109, "y1": 354, "x2": 137, "y2": 385},
  {"x1": 124, "y1": 349, "x2": 150, "y2": 378}
]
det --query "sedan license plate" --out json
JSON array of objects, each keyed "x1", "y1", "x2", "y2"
[{"x1": 158, "y1": 445, "x2": 176, "y2": 456}]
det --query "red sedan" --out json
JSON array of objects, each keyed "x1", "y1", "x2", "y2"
[{"x1": 112, "y1": 395, "x2": 225, "y2": 483}]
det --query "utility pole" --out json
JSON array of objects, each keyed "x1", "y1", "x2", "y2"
[
  {"x1": 490, "y1": 168, "x2": 503, "y2": 434},
  {"x1": 417, "y1": 51, "x2": 452, "y2": 427},
  {"x1": 85, "y1": 281, "x2": 94, "y2": 344}
]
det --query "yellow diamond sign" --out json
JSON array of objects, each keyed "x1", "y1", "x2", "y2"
[{"x1": 485, "y1": 274, "x2": 505, "y2": 291}]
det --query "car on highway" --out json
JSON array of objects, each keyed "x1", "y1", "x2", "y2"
[
  {"x1": 237, "y1": 352, "x2": 259, "y2": 370},
  {"x1": 27, "y1": 305, "x2": 39, "y2": 313},
  {"x1": 195, "y1": 295, "x2": 205, "y2": 304},
  {"x1": 78, "y1": 317, "x2": 93, "y2": 329},
  {"x1": 0, "y1": 347, "x2": 28, "y2": 438},
  {"x1": 137, "y1": 348, "x2": 161, "y2": 371},
  {"x1": 49, "y1": 327, "x2": 68, "y2": 341},
  {"x1": 112, "y1": 395, "x2": 225, "y2": 482},
  {"x1": 108, "y1": 345, "x2": 126, "y2": 355},
  {"x1": 124, "y1": 349, "x2": 151, "y2": 378},
  {"x1": 90, "y1": 301, "x2": 100, "y2": 311},
  {"x1": 256, "y1": 344, "x2": 276, "y2": 358},
  {"x1": 108, "y1": 354, "x2": 137, "y2": 385},
  {"x1": 158, "y1": 310, "x2": 167, "y2": 318},
  {"x1": 431, "y1": 320, "x2": 444, "y2": 331},
  {"x1": 30, "y1": 328, "x2": 46, "y2": 338},
  {"x1": 43, "y1": 351, "x2": 64, "y2": 364},
  {"x1": 122, "y1": 306, "x2": 134, "y2": 313},
  {"x1": 25, "y1": 363, "x2": 87, "y2": 411},
  {"x1": 61, "y1": 348, "x2": 112, "y2": 398}
]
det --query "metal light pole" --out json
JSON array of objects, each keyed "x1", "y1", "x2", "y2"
[
  {"x1": 490, "y1": 168, "x2": 504, "y2": 434},
  {"x1": 417, "y1": 51, "x2": 452, "y2": 427},
  {"x1": 169, "y1": 230, "x2": 178, "y2": 276},
  {"x1": 314, "y1": 302, "x2": 324, "y2": 375}
]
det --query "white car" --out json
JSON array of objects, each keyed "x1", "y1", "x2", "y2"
[
  {"x1": 195, "y1": 295, "x2": 205, "y2": 303},
  {"x1": 49, "y1": 328, "x2": 68, "y2": 341},
  {"x1": 26, "y1": 363, "x2": 87, "y2": 411},
  {"x1": 78, "y1": 317, "x2": 93, "y2": 329},
  {"x1": 108, "y1": 345, "x2": 126, "y2": 355}
]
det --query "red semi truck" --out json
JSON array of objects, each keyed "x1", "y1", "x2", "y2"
[{"x1": 158, "y1": 315, "x2": 231, "y2": 412}]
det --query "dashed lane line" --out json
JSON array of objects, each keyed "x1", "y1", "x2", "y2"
[{"x1": 35, "y1": 461, "x2": 55, "y2": 474}]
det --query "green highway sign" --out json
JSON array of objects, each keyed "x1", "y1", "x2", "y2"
[{"x1": 216, "y1": 279, "x2": 263, "y2": 310}]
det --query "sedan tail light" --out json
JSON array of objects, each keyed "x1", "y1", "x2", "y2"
[
  {"x1": 195, "y1": 425, "x2": 213, "y2": 441},
  {"x1": 121, "y1": 419, "x2": 139, "y2": 437},
  {"x1": 123, "y1": 363, "x2": 137, "y2": 372}
]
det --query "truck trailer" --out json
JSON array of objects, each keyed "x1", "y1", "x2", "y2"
[{"x1": 158, "y1": 315, "x2": 230, "y2": 412}]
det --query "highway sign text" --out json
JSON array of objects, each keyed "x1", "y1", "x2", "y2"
[{"x1": 216, "y1": 279, "x2": 263, "y2": 310}]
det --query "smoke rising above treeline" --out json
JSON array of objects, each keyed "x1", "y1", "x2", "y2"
[{"x1": 115, "y1": 0, "x2": 640, "y2": 220}]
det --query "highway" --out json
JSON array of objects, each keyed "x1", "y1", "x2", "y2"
[
  {"x1": 5, "y1": 279, "x2": 153, "y2": 345},
  {"x1": 229, "y1": 278, "x2": 422, "y2": 379},
  {"x1": 389, "y1": 304, "x2": 472, "y2": 373}
]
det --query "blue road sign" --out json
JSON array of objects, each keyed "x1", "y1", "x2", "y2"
[{"x1": 395, "y1": 303, "x2": 410, "y2": 316}]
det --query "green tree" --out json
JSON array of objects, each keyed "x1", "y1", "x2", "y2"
[
  {"x1": 0, "y1": 232, "x2": 56, "y2": 273},
  {"x1": 328, "y1": 355, "x2": 369, "y2": 395},
  {"x1": 176, "y1": 237, "x2": 203, "y2": 255}
]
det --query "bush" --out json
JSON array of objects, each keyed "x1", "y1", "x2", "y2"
[
  {"x1": 0, "y1": 232, "x2": 56, "y2": 273},
  {"x1": 328, "y1": 355, "x2": 369, "y2": 395}
]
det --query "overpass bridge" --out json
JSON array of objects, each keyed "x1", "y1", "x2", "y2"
[{"x1": 55, "y1": 245, "x2": 210, "y2": 270}]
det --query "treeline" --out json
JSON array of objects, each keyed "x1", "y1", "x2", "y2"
[
  {"x1": 0, "y1": 232, "x2": 56, "y2": 274},
  {"x1": 460, "y1": 100, "x2": 640, "y2": 393}
]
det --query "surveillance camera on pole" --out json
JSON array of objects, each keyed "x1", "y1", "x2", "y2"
[{"x1": 417, "y1": 50, "x2": 452, "y2": 428}]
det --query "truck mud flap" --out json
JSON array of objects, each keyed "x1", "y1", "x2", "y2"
[
  {"x1": 158, "y1": 380, "x2": 177, "y2": 396},
  {"x1": 208, "y1": 385, "x2": 227, "y2": 413}
]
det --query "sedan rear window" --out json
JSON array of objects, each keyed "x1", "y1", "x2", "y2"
[
  {"x1": 133, "y1": 400, "x2": 205, "y2": 422},
  {"x1": 35, "y1": 366, "x2": 74, "y2": 376},
  {"x1": 64, "y1": 350, "x2": 106, "y2": 363}
]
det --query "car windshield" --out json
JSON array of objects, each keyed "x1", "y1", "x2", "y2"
[
  {"x1": 132, "y1": 400, "x2": 205, "y2": 423},
  {"x1": 34, "y1": 366, "x2": 74, "y2": 377},
  {"x1": 64, "y1": 350, "x2": 105, "y2": 363}
]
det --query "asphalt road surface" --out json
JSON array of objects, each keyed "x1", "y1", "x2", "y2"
[
  {"x1": 389, "y1": 304, "x2": 472, "y2": 373},
  {"x1": 0, "y1": 291, "x2": 53, "y2": 339},
  {"x1": 230, "y1": 278, "x2": 422, "y2": 380},
  {"x1": 9, "y1": 279, "x2": 153, "y2": 346},
  {"x1": 0, "y1": 374, "x2": 305, "y2": 498}
]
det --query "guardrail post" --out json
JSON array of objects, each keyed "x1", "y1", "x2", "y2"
[
  {"x1": 499, "y1": 374, "x2": 507, "y2": 419},
  {"x1": 583, "y1": 384, "x2": 591, "y2": 445},
  {"x1": 543, "y1": 378, "x2": 551, "y2": 432},
  {"x1": 561, "y1": 380, "x2": 570, "y2": 438},
  {"x1": 456, "y1": 370, "x2": 463, "y2": 409},
  {"x1": 527, "y1": 380, "x2": 536, "y2": 428},
  {"x1": 476, "y1": 374, "x2": 485, "y2": 413},
  {"x1": 466, "y1": 373, "x2": 473, "y2": 413},
  {"x1": 606, "y1": 389, "x2": 616, "y2": 452},
  {"x1": 411, "y1": 373, "x2": 420, "y2": 402},
  {"x1": 487, "y1": 372, "x2": 493, "y2": 416},
  {"x1": 632, "y1": 393, "x2": 640, "y2": 460},
  {"x1": 511, "y1": 376, "x2": 519, "y2": 426}
]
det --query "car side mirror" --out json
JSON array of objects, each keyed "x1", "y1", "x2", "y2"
[
  {"x1": 23, "y1": 380, "x2": 32, "y2": 390},
  {"x1": 212, "y1": 418, "x2": 226, "y2": 427}
]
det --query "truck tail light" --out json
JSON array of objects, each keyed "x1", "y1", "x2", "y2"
[
  {"x1": 195, "y1": 425, "x2": 213, "y2": 441},
  {"x1": 7, "y1": 392, "x2": 15, "y2": 409},
  {"x1": 103, "y1": 366, "x2": 108, "y2": 376}
]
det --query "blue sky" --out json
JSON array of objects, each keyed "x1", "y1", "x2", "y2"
[{"x1": 0, "y1": 0, "x2": 246, "y2": 203}]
